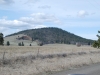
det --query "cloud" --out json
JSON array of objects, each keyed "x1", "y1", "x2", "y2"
[
  {"x1": 19, "y1": 17, "x2": 42, "y2": 25},
  {"x1": 77, "y1": 10, "x2": 89, "y2": 17},
  {"x1": 20, "y1": 13, "x2": 61, "y2": 25},
  {"x1": 91, "y1": 12, "x2": 95, "y2": 15},
  {"x1": 0, "y1": 18, "x2": 31, "y2": 35},
  {"x1": 0, "y1": 13, "x2": 61, "y2": 35},
  {"x1": 0, "y1": 27, "x2": 7, "y2": 31},
  {"x1": 0, "y1": 19, "x2": 29, "y2": 28},
  {"x1": 25, "y1": 0, "x2": 40, "y2": 4},
  {"x1": 33, "y1": 25, "x2": 47, "y2": 29},
  {"x1": 38, "y1": 5, "x2": 51, "y2": 9},
  {"x1": 0, "y1": 0, "x2": 14, "y2": 5},
  {"x1": 66, "y1": 15, "x2": 71, "y2": 18}
]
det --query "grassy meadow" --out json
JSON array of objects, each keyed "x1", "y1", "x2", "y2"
[{"x1": 0, "y1": 44, "x2": 100, "y2": 75}]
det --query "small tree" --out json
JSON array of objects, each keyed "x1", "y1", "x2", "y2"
[
  {"x1": 0, "y1": 33, "x2": 4, "y2": 45},
  {"x1": 7, "y1": 41, "x2": 10, "y2": 46},
  {"x1": 22, "y1": 42, "x2": 24, "y2": 46},
  {"x1": 18, "y1": 42, "x2": 21, "y2": 46},
  {"x1": 38, "y1": 42, "x2": 43, "y2": 46},
  {"x1": 88, "y1": 42, "x2": 91, "y2": 45},
  {"x1": 30, "y1": 44, "x2": 32, "y2": 46}
]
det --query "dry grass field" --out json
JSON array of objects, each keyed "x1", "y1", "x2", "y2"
[{"x1": 0, "y1": 44, "x2": 100, "y2": 75}]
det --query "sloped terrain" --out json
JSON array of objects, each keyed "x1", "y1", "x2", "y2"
[
  {"x1": 6, "y1": 27, "x2": 93, "y2": 45},
  {"x1": 4, "y1": 34, "x2": 37, "y2": 46}
]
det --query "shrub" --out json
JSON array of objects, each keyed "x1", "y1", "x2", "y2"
[
  {"x1": 38, "y1": 42, "x2": 43, "y2": 46},
  {"x1": 18, "y1": 42, "x2": 21, "y2": 46},
  {"x1": 6, "y1": 41, "x2": 10, "y2": 46},
  {"x1": 30, "y1": 44, "x2": 32, "y2": 46}
]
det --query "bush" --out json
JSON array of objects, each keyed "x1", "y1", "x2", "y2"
[
  {"x1": 18, "y1": 42, "x2": 21, "y2": 46},
  {"x1": 30, "y1": 44, "x2": 32, "y2": 46},
  {"x1": 6, "y1": 41, "x2": 10, "y2": 46},
  {"x1": 38, "y1": 42, "x2": 43, "y2": 46}
]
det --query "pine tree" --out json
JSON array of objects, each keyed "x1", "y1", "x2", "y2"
[
  {"x1": 0, "y1": 33, "x2": 4, "y2": 45},
  {"x1": 22, "y1": 42, "x2": 24, "y2": 46},
  {"x1": 18, "y1": 42, "x2": 21, "y2": 46},
  {"x1": 93, "y1": 31, "x2": 100, "y2": 48},
  {"x1": 30, "y1": 44, "x2": 32, "y2": 46}
]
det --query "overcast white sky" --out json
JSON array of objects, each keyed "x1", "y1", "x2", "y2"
[{"x1": 0, "y1": 0, "x2": 100, "y2": 40}]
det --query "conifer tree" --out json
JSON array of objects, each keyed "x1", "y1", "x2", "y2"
[
  {"x1": 93, "y1": 31, "x2": 100, "y2": 48},
  {"x1": 22, "y1": 42, "x2": 24, "y2": 46},
  {"x1": 18, "y1": 42, "x2": 21, "y2": 46},
  {"x1": 0, "y1": 33, "x2": 4, "y2": 45}
]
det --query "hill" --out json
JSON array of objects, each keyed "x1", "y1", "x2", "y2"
[
  {"x1": 6, "y1": 27, "x2": 93, "y2": 45},
  {"x1": 4, "y1": 34, "x2": 37, "y2": 46}
]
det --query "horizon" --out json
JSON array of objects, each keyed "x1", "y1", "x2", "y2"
[{"x1": 0, "y1": 0, "x2": 100, "y2": 40}]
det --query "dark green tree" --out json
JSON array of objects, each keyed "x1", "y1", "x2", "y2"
[
  {"x1": 93, "y1": 31, "x2": 100, "y2": 48},
  {"x1": 30, "y1": 44, "x2": 32, "y2": 46},
  {"x1": 18, "y1": 42, "x2": 21, "y2": 46},
  {"x1": 7, "y1": 41, "x2": 10, "y2": 46},
  {"x1": 88, "y1": 42, "x2": 91, "y2": 45},
  {"x1": 93, "y1": 41, "x2": 99, "y2": 48},
  {"x1": 0, "y1": 33, "x2": 4, "y2": 45},
  {"x1": 22, "y1": 42, "x2": 24, "y2": 46}
]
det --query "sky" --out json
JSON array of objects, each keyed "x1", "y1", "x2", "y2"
[{"x1": 0, "y1": 0, "x2": 100, "y2": 40}]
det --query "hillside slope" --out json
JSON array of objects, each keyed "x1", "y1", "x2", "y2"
[
  {"x1": 6, "y1": 27, "x2": 93, "y2": 45},
  {"x1": 4, "y1": 34, "x2": 37, "y2": 46}
]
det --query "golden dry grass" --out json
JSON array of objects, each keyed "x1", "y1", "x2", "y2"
[{"x1": 0, "y1": 44, "x2": 100, "y2": 75}]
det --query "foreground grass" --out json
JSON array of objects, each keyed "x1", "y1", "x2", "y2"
[{"x1": 0, "y1": 44, "x2": 100, "y2": 75}]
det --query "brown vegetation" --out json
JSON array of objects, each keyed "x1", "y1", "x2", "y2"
[
  {"x1": 16, "y1": 35, "x2": 32, "y2": 41},
  {"x1": 0, "y1": 44, "x2": 100, "y2": 75}
]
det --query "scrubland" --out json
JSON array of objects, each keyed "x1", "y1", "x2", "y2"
[{"x1": 0, "y1": 44, "x2": 100, "y2": 75}]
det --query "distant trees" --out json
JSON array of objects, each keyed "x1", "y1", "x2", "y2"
[
  {"x1": 93, "y1": 31, "x2": 100, "y2": 48},
  {"x1": 0, "y1": 33, "x2": 4, "y2": 45},
  {"x1": 18, "y1": 42, "x2": 24, "y2": 46}
]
